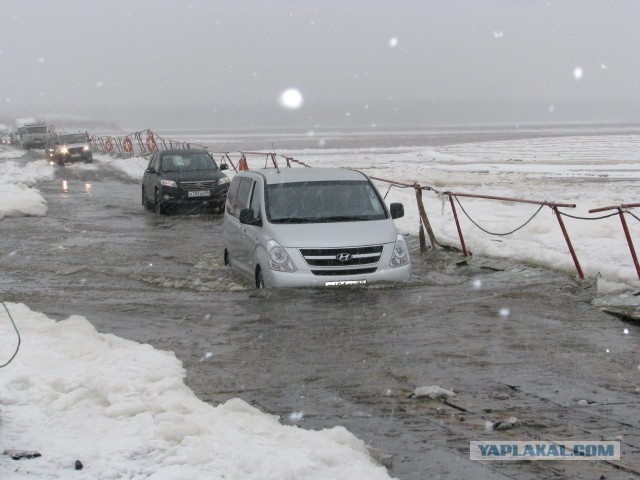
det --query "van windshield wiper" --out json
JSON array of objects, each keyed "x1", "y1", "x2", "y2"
[
  {"x1": 316, "y1": 215, "x2": 368, "y2": 222},
  {"x1": 271, "y1": 217, "x2": 314, "y2": 224}
]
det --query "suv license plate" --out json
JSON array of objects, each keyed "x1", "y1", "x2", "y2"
[
  {"x1": 188, "y1": 191, "x2": 210, "y2": 198},
  {"x1": 325, "y1": 280, "x2": 367, "y2": 286}
]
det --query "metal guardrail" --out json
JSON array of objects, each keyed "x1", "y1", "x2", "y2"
[
  {"x1": 91, "y1": 129, "x2": 207, "y2": 157},
  {"x1": 589, "y1": 204, "x2": 640, "y2": 281},
  {"x1": 87, "y1": 129, "x2": 639, "y2": 283}
]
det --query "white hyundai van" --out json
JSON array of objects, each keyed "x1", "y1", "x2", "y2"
[{"x1": 223, "y1": 167, "x2": 411, "y2": 288}]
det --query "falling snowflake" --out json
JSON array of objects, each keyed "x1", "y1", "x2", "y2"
[
  {"x1": 499, "y1": 308, "x2": 510, "y2": 318},
  {"x1": 279, "y1": 88, "x2": 303, "y2": 110},
  {"x1": 200, "y1": 352, "x2": 213, "y2": 362},
  {"x1": 389, "y1": 37, "x2": 399, "y2": 48},
  {"x1": 289, "y1": 411, "x2": 304, "y2": 422},
  {"x1": 573, "y1": 67, "x2": 583, "y2": 80},
  {"x1": 493, "y1": 31, "x2": 504, "y2": 38}
]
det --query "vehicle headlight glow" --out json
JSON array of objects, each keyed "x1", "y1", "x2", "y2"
[
  {"x1": 268, "y1": 240, "x2": 297, "y2": 272},
  {"x1": 83, "y1": 145, "x2": 90, "y2": 151},
  {"x1": 60, "y1": 147, "x2": 68, "y2": 154},
  {"x1": 390, "y1": 234, "x2": 410, "y2": 267},
  {"x1": 160, "y1": 179, "x2": 177, "y2": 188}
]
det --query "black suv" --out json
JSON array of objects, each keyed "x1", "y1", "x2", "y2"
[
  {"x1": 54, "y1": 133, "x2": 93, "y2": 165},
  {"x1": 142, "y1": 149, "x2": 230, "y2": 214}
]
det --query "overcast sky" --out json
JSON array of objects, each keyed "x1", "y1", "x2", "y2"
[{"x1": 1, "y1": 0, "x2": 638, "y2": 127}]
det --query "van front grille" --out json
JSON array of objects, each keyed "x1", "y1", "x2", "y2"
[
  {"x1": 311, "y1": 268, "x2": 377, "y2": 276},
  {"x1": 300, "y1": 245, "x2": 383, "y2": 267}
]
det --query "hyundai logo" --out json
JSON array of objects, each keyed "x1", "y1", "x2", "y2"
[{"x1": 336, "y1": 253, "x2": 352, "y2": 262}]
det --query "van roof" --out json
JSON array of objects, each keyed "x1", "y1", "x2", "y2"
[{"x1": 245, "y1": 167, "x2": 367, "y2": 185}]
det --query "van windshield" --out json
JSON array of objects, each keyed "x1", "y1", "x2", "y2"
[{"x1": 266, "y1": 180, "x2": 388, "y2": 223}]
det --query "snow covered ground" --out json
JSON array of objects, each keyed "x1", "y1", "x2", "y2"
[
  {"x1": 0, "y1": 303, "x2": 391, "y2": 480},
  {"x1": 1, "y1": 130, "x2": 639, "y2": 478}
]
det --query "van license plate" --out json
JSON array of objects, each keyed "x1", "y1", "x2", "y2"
[
  {"x1": 188, "y1": 191, "x2": 210, "y2": 197},
  {"x1": 325, "y1": 280, "x2": 367, "y2": 286}
]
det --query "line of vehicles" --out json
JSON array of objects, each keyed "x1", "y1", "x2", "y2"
[
  {"x1": 1, "y1": 118, "x2": 93, "y2": 166},
  {"x1": 141, "y1": 149, "x2": 412, "y2": 288},
  {"x1": 6, "y1": 123, "x2": 411, "y2": 289}
]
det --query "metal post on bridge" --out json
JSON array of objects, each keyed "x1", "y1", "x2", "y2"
[{"x1": 590, "y1": 203, "x2": 640, "y2": 281}]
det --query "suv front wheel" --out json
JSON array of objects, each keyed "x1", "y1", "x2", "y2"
[{"x1": 154, "y1": 190, "x2": 165, "y2": 215}]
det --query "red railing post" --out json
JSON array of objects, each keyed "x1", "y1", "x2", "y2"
[
  {"x1": 448, "y1": 195, "x2": 468, "y2": 257},
  {"x1": 552, "y1": 206, "x2": 584, "y2": 279},
  {"x1": 619, "y1": 209, "x2": 640, "y2": 281}
]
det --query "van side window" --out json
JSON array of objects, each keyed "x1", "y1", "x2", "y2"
[
  {"x1": 234, "y1": 178, "x2": 253, "y2": 219},
  {"x1": 226, "y1": 177, "x2": 242, "y2": 216},
  {"x1": 249, "y1": 181, "x2": 262, "y2": 220}
]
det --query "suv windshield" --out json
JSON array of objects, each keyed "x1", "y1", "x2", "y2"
[
  {"x1": 60, "y1": 134, "x2": 87, "y2": 144},
  {"x1": 266, "y1": 180, "x2": 387, "y2": 223},
  {"x1": 161, "y1": 152, "x2": 217, "y2": 172}
]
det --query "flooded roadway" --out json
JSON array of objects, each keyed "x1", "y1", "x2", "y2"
[{"x1": 1, "y1": 154, "x2": 638, "y2": 479}]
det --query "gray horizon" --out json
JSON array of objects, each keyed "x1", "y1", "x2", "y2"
[{"x1": 1, "y1": 0, "x2": 638, "y2": 130}]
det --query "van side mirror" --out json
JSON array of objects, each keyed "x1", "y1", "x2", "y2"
[
  {"x1": 220, "y1": 164, "x2": 229, "y2": 171},
  {"x1": 390, "y1": 203, "x2": 404, "y2": 219},
  {"x1": 240, "y1": 208, "x2": 262, "y2": 226}
]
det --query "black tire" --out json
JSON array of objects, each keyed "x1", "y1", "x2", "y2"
[
  {"x1": 224, "y1": 249, "x2": 230, "y2": 266},
  {"x1": 256, "y1": 267, "x2": 265, "y2": 288},
  {"x1": 218, "y1": 203, "x2": 226, "y2": 214},
  {"x1": 154, "y1": 190, "x2": 165, "y2": 215},
  {"x1": 56, "y1": 156, "x2": 64, "y2": 167},
  {"x1": 142, "y1": 188, "x2": 153, "y2": 210}
]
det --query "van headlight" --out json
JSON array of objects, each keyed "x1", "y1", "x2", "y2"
[
  {"x1": 268, "y1": 240, "x2": 297, "y2": 272},
  {"x1": 160, "y1": 179, "x2": 177, "y2": 188},
  {"x1": 390, "y1": 235, "x2": 410, "y2": 267}
]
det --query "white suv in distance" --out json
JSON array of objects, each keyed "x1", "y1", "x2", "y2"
[{"x1": 223, "y1": 167, "x2": 411, "y2": 288}]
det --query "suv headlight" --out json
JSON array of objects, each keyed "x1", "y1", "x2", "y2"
[
  {"x1": 60, "y1": 147, "x2": 68, "y2": 154},
  {"x1": 218, "y1": 177, "x2": 230, "y2": 185},
  {"x1": 160, "y1": 179, "x2": 177, "y2": 188},
  {"x1": 267, "y1": 240, "x2": 297, "y2": 272},
  {"x1": 390, "y1": 234, "x2": 410, "y2": 267},
  {"x1": 83, "y1": 145, "x2": 90, "y2": 152}
]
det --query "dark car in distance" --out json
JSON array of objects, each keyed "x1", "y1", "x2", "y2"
[
  {"x1": 53, "y1": 132, "x2": 93, "y2": 165},
  {"x1": 142, "y1": 149, "x2": 230, "y2": 214}
]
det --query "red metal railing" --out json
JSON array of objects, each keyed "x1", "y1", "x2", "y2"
[
  {"x1": 91, "y1": 129, "x2": 207, "y2": 156},
  {"x1": 86, "y1": 128, "x2": 640, "y2": 283},
  {"x1": 589, "y1": 203, "x2": 640, "y2": 281},
  {"x1": 443, "y1": 192, "x2": 583, "y2": 279}
]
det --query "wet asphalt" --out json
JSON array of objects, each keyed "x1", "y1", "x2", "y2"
[{"x1": 0, "y1": 151, "x2": 639, "y2": 479}]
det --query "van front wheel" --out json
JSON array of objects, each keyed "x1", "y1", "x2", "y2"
[{"x1": 256, "y1": 268, "x2": 265, "y2": 289}]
